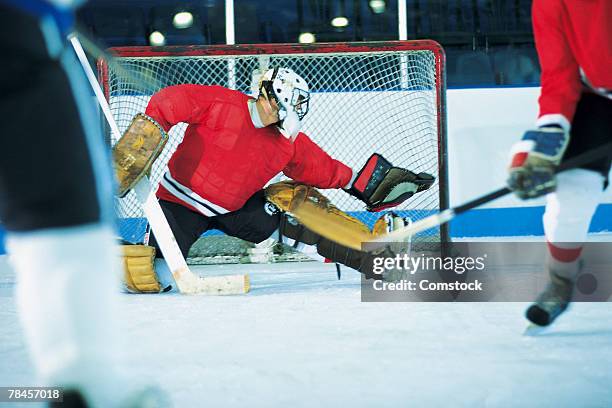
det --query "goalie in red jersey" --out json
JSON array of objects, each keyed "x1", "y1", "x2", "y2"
[
  {"x1": 120, "y1": 67, "x2": 434, "y2": 291},
  {"x1": 507, "y1": 0, "x2": 612, "y2": 327}
]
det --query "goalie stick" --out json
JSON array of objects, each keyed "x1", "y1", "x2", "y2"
[
  {"x1": 368, "y1": 142, "x2": 612, "y2": 251},
  {"x1": 70, "y1": 34, "x2": 249, "y2": 295}
]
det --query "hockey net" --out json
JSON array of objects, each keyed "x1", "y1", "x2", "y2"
[{"x1": 99, "y1": 40, "x2": 449, "y2": 264}]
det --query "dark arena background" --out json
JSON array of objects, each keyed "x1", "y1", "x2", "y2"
[{"x1": 1, "y1": 1, "x2": 611, "y2": 407}]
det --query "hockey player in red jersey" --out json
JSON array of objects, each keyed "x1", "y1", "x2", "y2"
[
  {"x1": 141, "y1": 67, "x2": 432, "y2": 288},
  {"x1": 147, "y1": 71, "x2": 352, "y2": 217},
  {"x1": 507, "y1": 0, "x2": 612, "y2": 326}
]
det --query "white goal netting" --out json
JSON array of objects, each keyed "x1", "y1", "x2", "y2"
[{"x1": 100, "y1": 41, "x2": 448, "y2": 263}]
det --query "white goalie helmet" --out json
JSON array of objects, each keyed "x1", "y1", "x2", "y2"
[{"x1": 259, "y1": 67, "x2": 310, "y2": 140}]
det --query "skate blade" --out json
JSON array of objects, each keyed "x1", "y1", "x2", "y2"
[{"x1": 523, "y1": 323, "x2": 548, "y2": 336}]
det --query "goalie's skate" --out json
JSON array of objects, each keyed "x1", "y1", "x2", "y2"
[
  {"x1": 379, "y1": 213, "x2": 413, "y2": 282},
  {"x1": 525, "y1": 272, "x2": 574, "y2": 328}
]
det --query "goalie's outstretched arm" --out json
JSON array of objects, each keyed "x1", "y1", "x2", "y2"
[
  {"x1": 283, "y1": 135, "x2": 435, "y2": 212},
  {"x1": 283, "y1": 132, "x2": 354, "y2": 189}
]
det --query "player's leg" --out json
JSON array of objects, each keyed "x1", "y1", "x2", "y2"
[
  {"x1": 213, "y1": 191, "x2": 387, "y2": 279},
  {"x1": 0, "y1": 6, "x2": 154, "y2": 407},
  {"x1": 147, "y1": 200, "x2": 213, "y2": 259},
  {"x1": 279, "y1": 216, "x2": 387, "y2": 280},
  {"x1": 211, "y1": 190, "x2": 282, "y2": 243},
  {"x1": 526, "y1": 93, "x2": 612, "y2": 326}
]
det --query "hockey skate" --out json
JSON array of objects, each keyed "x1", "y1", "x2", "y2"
[
  {"x1": 380, "y1": 213, "x2": 413, "y2": 283},
  {"x1": 525, "y1": 271, "x2": 575, "y2": 328}
]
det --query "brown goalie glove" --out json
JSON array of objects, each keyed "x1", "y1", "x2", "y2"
[
  {"x1": 347, "y1": 153, "x2": 435, "y2": 212},
  {"x1": 113, "y1": 113, "x2": 168, "y2": 197},
  {"x1": 120, "y1": 242, "x2": 170, "y2": 293},
  {"x1": 266, "y1": 181, "x2": 390, "y2": 252}
]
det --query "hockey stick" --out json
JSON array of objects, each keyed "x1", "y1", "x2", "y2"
[
  {"x1": 72, "y1": 27, "x2": 165, "y2": 93},
  {"x1": 69, "y1": 34, "x2": 249, "y2": 295},
  {"x1": 368, "y1": 142, "x2": 612, "y2": 250}
]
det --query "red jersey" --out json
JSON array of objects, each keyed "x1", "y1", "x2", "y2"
[
  {"x1": 533, "y1": 0, "x2": 612, "y2": 129},
  {"x1": 145, "y1": 85, "x2": 352, "y2": 215}
]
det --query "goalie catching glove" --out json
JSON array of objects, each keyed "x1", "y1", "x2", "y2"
[
  {"x1": 113, "y1": 113, "x2": 168, "y2": 197},
  {"x1": 508, "y1": 125, "x2": 569, "y2": 199},
  {"x1": 347, "y1": 153, "x2": 435, "y2": 212}
]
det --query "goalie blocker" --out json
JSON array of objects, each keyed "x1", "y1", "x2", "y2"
[{"x1": 112, "y1": 113, "x2": 168, "y2": 198}]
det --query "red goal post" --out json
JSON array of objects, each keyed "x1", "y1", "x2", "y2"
[{"x1": 99, "y1": 40, "x2": 449, "y2": 263}]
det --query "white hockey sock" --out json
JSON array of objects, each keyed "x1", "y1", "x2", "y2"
[
  {"x1": 6, "y1": 224, "x2": 124, "y2": 407},
  {"x1": 543, "y1": 169, "x2": 604, "y2": 280},
  {"x1": 543, "y1": 169, "x2": 604, "y2": 243}
]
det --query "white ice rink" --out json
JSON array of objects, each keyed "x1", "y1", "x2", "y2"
[{"x1": 1, "y1": 255, "x2": 611, "y2": 407}]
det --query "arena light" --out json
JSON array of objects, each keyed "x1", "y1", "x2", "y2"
[
  {"x1": 298, "y1": 32, "x2": 316, "y2": 43},
  {"x1": 331, "y1": 16, "x2": 349, "y2": 28},
  {"x1": 173, "y1": 11, "x2": 194, "y2": 29},
  {"x1": 369, "y1": 0, "x2": 386, "y2": 14},
  {"x1": 149, "y1": 31, "x2": 166, "y2": 46}
]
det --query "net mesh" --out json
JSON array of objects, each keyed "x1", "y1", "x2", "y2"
[{"x1": 101, "y1": 43, "x2": 446, "y2": 264}]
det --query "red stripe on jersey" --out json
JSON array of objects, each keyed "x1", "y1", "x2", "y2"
[{"x1": 547, "y1": 241, "x2": 582, "y2": 263}]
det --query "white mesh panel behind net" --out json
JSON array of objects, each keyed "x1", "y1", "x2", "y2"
[{"x1": 104, "y1": 48, "x2": 444, "y2": 264}]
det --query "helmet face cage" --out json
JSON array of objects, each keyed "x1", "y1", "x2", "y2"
[
  {"x1": 291, "y1": 88, "x2": 309, "y2": 120},
  {"x1": 259, "y1": 67, "x2": 310, "y2": 121}
]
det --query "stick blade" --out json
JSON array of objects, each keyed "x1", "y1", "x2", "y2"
[{"x1": 199, "y1": 274, "x2": 251, "y2": 295}]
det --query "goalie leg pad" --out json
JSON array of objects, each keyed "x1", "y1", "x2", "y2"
[
  {"x1": 280, "y1": 215, "x2": 382, "y2": 280},
  {"x1": 120, "y1": 244, "x2": 163, "y2": 293},
  {"x1": 266, "y1": 181, "x2": 373, "y2": 251}
]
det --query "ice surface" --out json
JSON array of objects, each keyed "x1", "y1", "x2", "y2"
[{"x1": 1, "y1": 255, "x2": 611, "y2": 407}]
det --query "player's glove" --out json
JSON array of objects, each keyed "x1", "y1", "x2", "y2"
[
  {"x1": 346, "y1": 153, "x2": 434, "y2": 212},
  {"x1": 507, "y1": 125, "x2": 569, "y2": 199}
]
